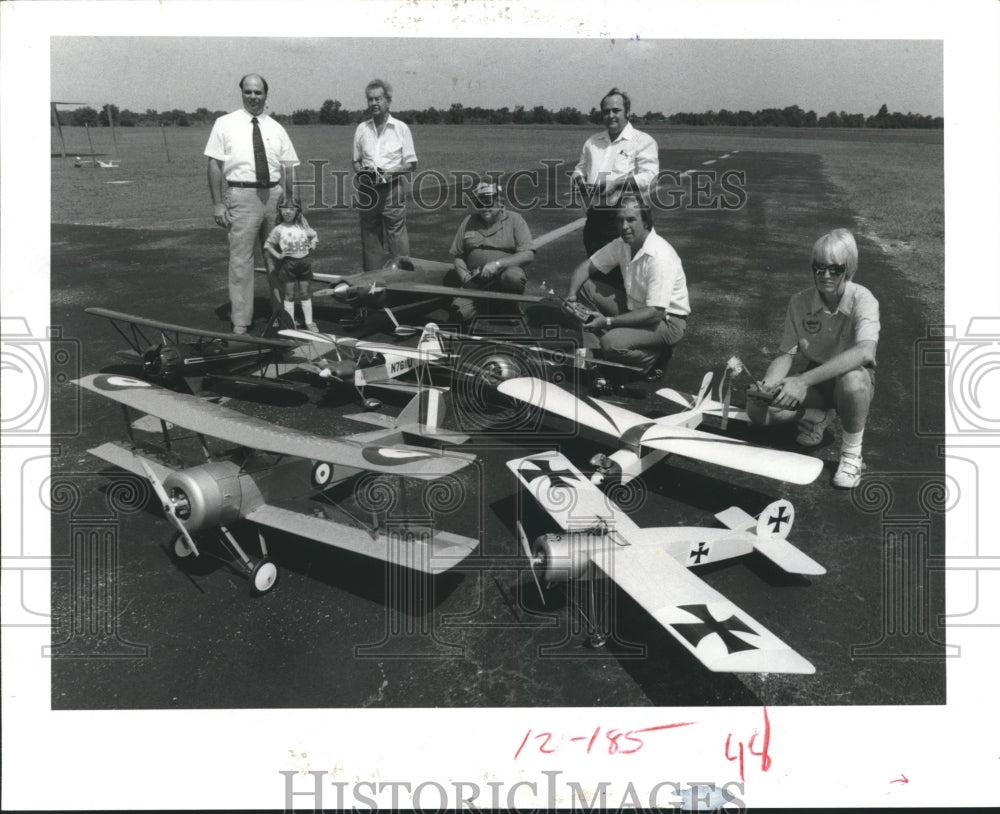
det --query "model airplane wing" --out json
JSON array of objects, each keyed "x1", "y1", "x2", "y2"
[
  {"x1": 497, "y1": 377, "x2": 821, "y2": 485},
  {"x1": 74, "y1": 373, "x2": 474, "y2": 478},
  {"x1": 244, "y1": 503, "x2": 477, "y2": 574},
  {"x1": 592, "y1": 546, "x2": 816, "y2": 673},
  {"x1": 86, "y1": 307, "x2": 297, "y2": 350},
  {"x1": 506, "y1": 450, "x2": 644, "y2": 537},
  {"x1": 385, "y1": 282, "x2": 546, "y2": 304}
]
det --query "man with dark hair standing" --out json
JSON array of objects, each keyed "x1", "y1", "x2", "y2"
[
  {"x1": 205, "y1": 74, "x2": 299, "y2": 334},
  {"x1": 352, "y1": 78, "x2": 418, "y2": 271},
  {"x1": 572, "y1": 88, "x2": 659, "y2": 257}
]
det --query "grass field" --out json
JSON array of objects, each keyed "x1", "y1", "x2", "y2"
[{"x1": 52, "y1": 123, "x2": 943, "y2": 322}]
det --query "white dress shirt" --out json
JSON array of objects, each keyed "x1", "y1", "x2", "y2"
[
  {"x1": 204, "y1": 108, "x2": 299, "y2": 183},
  {"x1": 352, "y1": 114, "x2": 417, "y2": 172},
  {"x1": 572, "y1": 122, "x2": 659, "y2": 199},
  {"x1": 591, "y1": 228, "x2": 690, "y2": 315}
]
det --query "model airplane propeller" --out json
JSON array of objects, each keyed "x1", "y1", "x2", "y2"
[{"x1": 517, "y1": 520, "x2": 545, "y2": 605}]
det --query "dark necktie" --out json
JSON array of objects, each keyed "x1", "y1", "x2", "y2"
[{"x1": 251, "y1": 117, "x2": 269, "y2": 184}]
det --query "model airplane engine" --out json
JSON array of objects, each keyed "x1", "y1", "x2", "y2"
[
  {"x1": 473, "y1": 350, "x2": 527, "y2": 388},
  {"x1": 589, "y1": 450, "x2": 640, "y2": 486},
  {"x1": 322, "y1": 358, "x2": 358, "y2": 380},
  {"x1": 142, "y1": 345, "x2": 184, "y2": 378},
  {"x1": 531, "y1": 531, "x2": 606, "y2": 582},
  {"x1": 162, "y1": 461, "x2": 244, "y2": 532}
]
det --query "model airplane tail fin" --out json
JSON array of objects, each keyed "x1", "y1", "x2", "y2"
[
  {"x1": 416, "y1": 322, "x2": 445, "y2": 356},
  {"x1": 261, "y1": 310, "x2": 296, "y2": 339},
  {"x1": 398, "y1": 387, "x2": 444, "y2": 429},
  {"x1": 715, "y1": 500, "x2": 825, "y2": 576},
  {"x1": 693, "y1": 371, "x2": 713, "y2": 409}
]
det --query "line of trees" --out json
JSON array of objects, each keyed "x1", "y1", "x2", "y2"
[
  {"x1": 55, "y1": 101, "x2": 942, "y2": 129},
  {"x1": 668, "y1": 104, "x2": 942, "y2": 129}
]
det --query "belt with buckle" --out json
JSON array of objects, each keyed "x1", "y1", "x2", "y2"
[{"x1": 227, "y1": 180, "x2": 279, "y2": 189}]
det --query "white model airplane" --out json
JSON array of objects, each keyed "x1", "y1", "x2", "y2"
[
  {"x1": 496, "y1": 374, "x2": 823, "y2": 487},
  {"x1": 279, "y1": 321, "x2": 454, "y2": 410},
  {"x1": 74, "y1": 156, "x2": 120, "y2": 168},
  {"x1": 74, "y1": 373, "x2": 478, "y2": 595},
  {"x1": 509, "y1": 449, "x2": 825, "y2": 673}
]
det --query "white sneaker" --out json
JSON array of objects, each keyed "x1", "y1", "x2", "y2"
[
  {"x1": 796, "y1": 409, "x2": 836, "y2": 446},
  {"x1": 832, "y1": 452, "x2": 865, "y2": 489}
]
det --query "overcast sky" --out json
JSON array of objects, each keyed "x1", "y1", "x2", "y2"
[{"x1": 51, "y1": 37, "x2": 943, "y2": 118}]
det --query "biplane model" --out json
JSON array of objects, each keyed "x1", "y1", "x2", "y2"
[
  {"x1": 73, "y1": 373, "x2": 479, "y2": 594},
  {"x1": 509, "y1": 449, "x2": 825, "y2": 673},
  {"x1": 85, "y1": 306, "x2": 313, "y2": 394},
  {"x1": 496, "y1": 374, "x2": 824, "y2": 487}
]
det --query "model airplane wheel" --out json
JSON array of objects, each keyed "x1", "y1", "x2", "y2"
[
  {"x1": 361, "y1": 397, "x2": 382, "y2": 411},
  {"x1": 250, "y1": 558, "x2": 278, "y2": 595},
  {"x1": 171, "y1": 531, "x2": 197, "y2": 558}
]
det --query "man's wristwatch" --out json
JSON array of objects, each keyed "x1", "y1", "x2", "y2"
[{"x1": 606, "y1": 316, "x2": 613, "y2": 328}]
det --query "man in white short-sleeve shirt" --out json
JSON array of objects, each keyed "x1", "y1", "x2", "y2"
[
  {"x1": 571, "y1": 87, "x2": 659, "y2": 257},
  {"x1": 566, "y1": 194, "x2": 689, "y2": 381},
  {"x1": 205, "y1": 74, "x2": 298, "y2": 333},
  {"x1": 352, "y1": 78, "x2": 418, "y2": 271}
]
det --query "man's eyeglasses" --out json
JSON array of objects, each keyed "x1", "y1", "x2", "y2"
[{"x1": 812, "y1": 262, "x2": 848, "y2": 277}]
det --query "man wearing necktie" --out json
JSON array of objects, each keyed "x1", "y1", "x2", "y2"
[{"x1": 205, "y1": 74, "x2": 299, "y2": 334}]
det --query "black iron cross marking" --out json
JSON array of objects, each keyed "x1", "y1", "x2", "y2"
[
  {"x1": 689, "y1": 541, "x2": 710, "y2": 564},
  {"x1": 519, "y1": 459, "x2": 578, "y2": 490},
  {"x1": 671, "y1": 604, "x2": 758, "y2": 654},
  {"x1": 767, "y1": 505, "x2": 791, "y2": 534}
]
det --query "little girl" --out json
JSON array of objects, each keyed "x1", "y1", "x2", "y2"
[{"x1": 264, "y1": 197, "x2": 319, "y2": 330}]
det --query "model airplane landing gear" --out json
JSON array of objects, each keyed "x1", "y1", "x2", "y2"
[
  {"x1": 171, "y1": 531, "x2": 197, "y2": 559},
  {"x1": 584, "y1": 576, "x2": 609, "y2": 649},
  {"x1": 218, "y1": 525, "x2": 278, "y2": 596},
  {"x1": 169, "y1": 525, "x2": 277, "y2": 595}
]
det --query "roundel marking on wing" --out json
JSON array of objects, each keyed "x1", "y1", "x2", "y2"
[
  {"x1": 362, "y1": 447, "x2": 434, "y2": 466},
  {"x1": 311, "y1": 461, "x2": 333, "y2": 488},
  {"x1": 94, "y1": 374, "x2": 153, "y2": 390}
]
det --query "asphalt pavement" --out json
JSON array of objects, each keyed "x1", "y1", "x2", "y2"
[{"x1": 48, "y1": 147, "x2": 948, "y2": 709}]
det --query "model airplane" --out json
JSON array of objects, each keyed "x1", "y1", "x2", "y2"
[
  {"x1": 496, "y1": 374, "x2": 824, "y2": 486},
  {"x1": 279, "y1": 322, "x2": 455, "y2": 410},
  {"x1": 309, "y1": 255, "x2": 548, "y2": 312},
  {"x1": 74, "y1": 156, "x2": 120, "y2": 169},
  {"x1": 85, "y1": 306, "x2": 324, "y2": 394},
  {"x1": 74, "y1": 373, "x2": 479, "y2": 594},
  {"x1": 510, "y1": 449, "x2": 824, "y2": 673}
]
